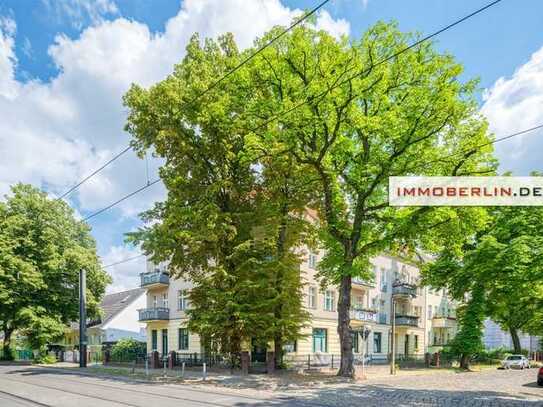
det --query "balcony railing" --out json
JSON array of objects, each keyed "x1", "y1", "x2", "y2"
[
  {"x1": 392, "y1": 282, "x2": 417, "y2": 298},
  {"x1": 432, "y1": 315, "x2": 457, "y2": 328},
  {"x1": 138, "y1": 307, "x2": 170, "y2": 321},
  {"x1": 395, "y1": 315, "x2": 419, "y2": 327},
  {"x1": 350, "y1": 308, "x2": 377, "y2": 323},
  {"x1": 352, "y1": 277, "x2": 375, "y2": 287},
  {"x1": 140, "y1": 271, "x2": 169, "y2": 288}
]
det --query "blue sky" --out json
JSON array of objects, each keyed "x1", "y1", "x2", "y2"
[{"x1": 1, "y1": 0, "x2": 542, "y2": 291}]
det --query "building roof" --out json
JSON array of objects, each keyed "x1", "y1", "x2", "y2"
[{"x1": 69, "y1": 288, "x2": 145, "y2": 330}]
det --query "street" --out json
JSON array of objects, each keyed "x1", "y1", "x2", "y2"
[{"x1": 0, "y1": 365, "x2": 542, "y2": 406}]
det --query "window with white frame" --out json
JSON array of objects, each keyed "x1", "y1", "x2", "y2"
[
  {"x1": 162, "y1": 293, "x2": 168, "y2": 308},
  {"x1": 428, "y1": 305, "x2": 432, "y2": 319},
  {"x1": 178, "y1": 289, "x2": 189, "y2": 311},
  {"x1": 153, "y1": 295, "x2": 158, "y2": 308},
  {"x1": 324, "y1": 290, "x2": 335, "y2": 311},
  {"x1": 308, "y1": 252, "x2": 317, "y2": 269},
  {"x1": 308, "y1": 286, "x2": 317, "y2": 309}
]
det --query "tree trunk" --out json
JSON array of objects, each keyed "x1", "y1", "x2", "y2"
[
  {"x1": 460, "y1": 354, "x2": 470, "y2": 370},
  {"x1": 337, "y1": 274, "x2": 354, "y2": 377},
  {"x1": 274, "y1": 337, "x2": 283, "y2": 369},
  {"x1": 510, "y1": 327, "x2": 522, "y2": 354},
  {"x1": 2, "y1": 327, "x2": 14, "y2": 360}
]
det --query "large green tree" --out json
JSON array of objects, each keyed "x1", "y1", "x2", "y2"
[
  {"x1": 124, "y1": 33, "x2": 311, "y2": 367},
  {"x1": 246, "y1": 22, "x2": 495, "y2": 376},
  {"x1": 0, "y1": 184, "x2": 110, "y2": 359},
  {"x1": 425, "y1": 205, "x2": 543, "y2": 355}
]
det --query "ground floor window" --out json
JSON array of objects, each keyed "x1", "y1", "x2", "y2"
[
  {"x1": 178, "y1": 328, "x2": 189, "y2": 351},
  {"x1": 312, "y1": 328, "x2": 327, "y2": 353},
  {"x1": 352, "y1": 332, "x2": 359, "y2": 353},
  {"x1": 283, "y1": 341, "x2": 297, "y2": 353},
  {"x1": 373, "y1": 332, "x2": 382, "y2": 353},
  {"x1": 162, "y1": 329, "x2": 168, "y2": 354},
  {"x1": 414, "y1": 334, "x2": 419, "y2": 351},
  {"x1": 151, "y1": 329, "x2": 157, "y2": 351}
]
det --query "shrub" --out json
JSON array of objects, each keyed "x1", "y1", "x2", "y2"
[{"x1": 110, "y1": 338, "x2": 146, "y2": 362}]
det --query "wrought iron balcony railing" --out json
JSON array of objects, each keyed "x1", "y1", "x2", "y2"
[
  {"x1": 138, "y1": 307, "x2": 170, "y2": 321},
  {"x1": 140, "y1": 271, "x2": 169, "y2": 288}
]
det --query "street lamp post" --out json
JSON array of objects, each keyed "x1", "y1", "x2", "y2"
[
  {"x1": 390, "y1": 297, "x2": 396, "y2": 375},
  {"x1": 79, "y1": 269, "x2": 87, "y2": 368}
]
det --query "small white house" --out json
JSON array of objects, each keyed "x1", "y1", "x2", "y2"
[{"x1": 62, "y1": 288, "x2": 147, "y2": 351}]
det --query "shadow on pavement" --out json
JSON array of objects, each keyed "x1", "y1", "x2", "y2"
[{"x1": 2, "y1": 365, "x2": 542, "y2": 406}]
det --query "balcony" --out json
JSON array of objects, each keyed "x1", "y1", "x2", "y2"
[
  {"x1": 140, "y1": 271, "x2": 169, "y2": 288},
  {"x1": 432, "y1": 315, "x2": 457, "y2": 329},
  {"x1": 138, "y1": 307, "x2": 170, "y2": 321},
  {"x1": 350, "y1": 308, "x2": 377, "y2": 323},
  {"x1": 392, "y1": 282, "x2": 417, "y2": 298},
  {"x1": 394, "y1": 315, "x2": 419, "y2": 327},
  {"x1": 352, "y1": 277, "x2": 375, "y2": 288}
]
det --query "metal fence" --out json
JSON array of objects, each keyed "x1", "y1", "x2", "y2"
[{"x1": 0, "y1": 349, "x2": 33, "y2": 361}]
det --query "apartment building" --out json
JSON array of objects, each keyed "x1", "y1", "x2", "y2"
[{"x1": 138, "y1": 250, "x2": 457, "y2": 360}]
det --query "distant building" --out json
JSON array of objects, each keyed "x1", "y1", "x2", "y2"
[
  {"x1": 60, "y1": 288, "x2": 147, "y2": 351},
  {"x1": 483, "y1": 319, "x2": 540, "y2": 351}
]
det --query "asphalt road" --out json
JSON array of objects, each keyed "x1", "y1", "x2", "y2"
[
  {"x1": 1, "y1": 364, "x2": 542, "y2": 406},
  {"x1": 0, "y1": 365, "x2": 292, "y2": 407}
]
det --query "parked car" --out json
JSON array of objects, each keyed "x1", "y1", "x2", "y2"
[
  {"x1": 538, "y1": 367, "x2": 543, "y2": 386},
  {"x1": 501, "y1": 355, "x2": 530, "y2": 369}
]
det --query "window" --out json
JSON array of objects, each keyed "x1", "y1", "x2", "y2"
[
  {"x1": 428, "y1": 305, "x2": 432, "y2": 319},
  {"x1": 151, "y1": 330, "x2": 157, "y2": 351},
  {"x1": 161, "y1": 329, "x2": 168, "y2": 354},
  {"x1": 162, "y1": 293, "x2": 168, "y2": 308},
  {"x1": 312, "y1": 328, "x2": 327, "y2": 353},
  {"x1": 308, "y1": 286, "x2": 317, "y2": 309},
  {"x1": 308, "y1": 252, "x2": 317, "y2": 269},
  {"x1": 283, "y1": 341, "x2": 297, "y2": 353},
  {"x1": 414, "y1": 335, "x2": 419, "y2": 350},
  {"x1": 178, "y1": 328, "x2": 189, "y2": 351},
  {"x1": 178, "y1": 290, "x2": 189, "y2": 310},
  {"x1": 324, "y1": 290, "x2": 335, "y2": 311},
  {"x1": 373, "y1": 332, "x2": 382, "y2": 353},
  {"x1": 352, "y1": 332, "x2": 359, "y2": 353},
  {"x1": 381, "y1": 268, "x2": 387, "y2": 291},
  {"x1": 153, "y1": 295, "x2": 158, "y2": 308}
]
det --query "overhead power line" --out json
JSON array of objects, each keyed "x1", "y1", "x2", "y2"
[
  {"x1": 59, "y1": 145, "x2": 132, "y2": 200},
  {"x1": 91, "y1": 124, "x2": 543, "y2": 268},
  {"x1": 189, "y1": 0, "x2": 331, "y2": 104},
  {"x1": 55, "y1": 0, "x2": 331, "y2": 200},
  {"x1": 102, "y1": 254, "x2": 146, "y2": 269},
  {"x1": 250, "y1": 0, "x2": 504, "y2": 133},
  {"x1": 82, "y1": 178, "x2": 161, "y2": 222}
]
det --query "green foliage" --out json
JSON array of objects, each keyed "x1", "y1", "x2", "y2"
[
  {"x1": 110, "y1": 338, "x2": 146, "y2": 362},
  {"x1": 125, "y1": 19, "x2": 497, "y2": 376},
  {"x1": 448, "y1": 285, "x2": 485, "y2": 368},
  {"x1": 424, "y1": 203, "x2": 543, "y2": 354},
  {"x1": 245, "y1": 20, "x2": 495, "y2": 376},
  {"x1": 0, "y1": 184, "x2": 111, "y2": 357},
  {"x1": 124, "y1": 32, "x2": 311, "y2": 363}
]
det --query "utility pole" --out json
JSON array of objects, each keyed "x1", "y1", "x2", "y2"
[
  {"x1": 390, "y1": 297, "x2": 396, "y2": 375},
  {"x1": 79, "y1": 268, "x2": 87, "y2": 368}
]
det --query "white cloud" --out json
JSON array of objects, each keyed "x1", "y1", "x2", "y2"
[
  {"x1": 0, "y1": 1, "x2": 350, "y2": 216},
  {"x1": 0, "y1": 17, "x2": 17, "y2": 99},
  {"x1": 481, "y1": 46, "x2": 543, "y2": 175},
  {"x1": 101, "y1": 245, "x2": 145, "y2": 293},
  {"x1": 41, "y1": 0, "x2": 119, "y2": 30},
  {"x1": 315, "y1": 10, "x2": 350, "y2": 39}
]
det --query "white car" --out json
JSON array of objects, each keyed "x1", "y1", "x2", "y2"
[{"x1": 501, "y1": 355, "x2": 530, "y2": 369}]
